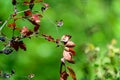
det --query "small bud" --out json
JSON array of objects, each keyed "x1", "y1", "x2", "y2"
[{"x1": 56, "y1": 20, "x2": 63, "y2": 27}]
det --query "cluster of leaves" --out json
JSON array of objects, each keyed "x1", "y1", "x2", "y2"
[
  {"x1": 0, "y1": 0, "x2": 76, "y2": 80},
  {"x1": 42, "y1": 34, "x2": 76, "y2": 80},
  {"x1": 80, "y1": 39, "x2": 120, "y2": 80}
]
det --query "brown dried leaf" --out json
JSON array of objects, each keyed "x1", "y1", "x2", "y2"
[
  {"x1": 10, "y1": 40, "x2": 19, "y2": 51},
  {"x1": 31, "y1": 14, "x2": 43, "y2": 23},
  {"x1": 67, "y1": 66, "x2": 76, "y2": 80},
  {"x1": 42, "y1": 34, "x2": 55, "y2": 42},
  {"x1": 63, "y1": 50, "x2": 74, "y2": 63},
  {"x1": 8, "y1": 23, "x2": 16, "y2": 28},
  {"x1": 19, "y1": 41, "x2": 26, "y2": 51},
  {"x1": 64, "y1": 47, "x2": 76, "y2": 55},
  {"x1": 24, "y1": 10, "x2": 32, "y2": 16},
  {"x1": 65, "y1": 41, "x2": 75, "y2": 47},
  {"x1": 60, "y1": 71, "x2": 69, "y2": 80},
  {"x1": 20, "y1": 26, "x2": 33, "y2": 37},
  {"x1": 61, "y1": 35, "x2": 71, "y2": 43},
  {"x1": 34, "y1": 25, "x2": 40, "y2": 32}
]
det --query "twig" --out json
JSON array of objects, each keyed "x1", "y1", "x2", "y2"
[{"x1": 0, "y1": 16, "x2": 11, "y2": 31}]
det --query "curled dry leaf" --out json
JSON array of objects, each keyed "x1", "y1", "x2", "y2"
[
  {"x1": 24, "y1": 10, "x2": 32, "y2": 16},
  {"x1": 67, "y1": 66, "x2": 76, "y2": 80},
  {"x1": 8, "y1": 23, "x2": 16, "y2": 28},
  {"x1": 60, "y1": 71, "x2": 69, "y2": 80},
  {"x1": 63, "y1": 50, "x2": 74, "y2": 63},
  {"x1": 64, "y1": 47, "x2": 76, "y2": 55},
  {"x1": 31, "y1": 14, "x2": 43, "y2": 23},
  {"x1": 10, "y1": 39, "x2": 26, "y2": 51},
  {"x1": 61, "y1": 35, "x2": 71, "y2": 43},
  {"x1": 19, "y1": 41, "x2": 26, "y2": 51},
  {"x1": 65, "y1": 41, "x2": 76, "y2": 47},
  {"x1": 10, "y1": 39, "x2": 19, "y2": 51},
  {"x1": 34, "y1": 25, "x2": 40, "y2": 32},
  {"x1": 42, "y1": 34, "x2": 55, "y2": 42},
  {"x1": 20, "y1": 26, "x2": 33, "y2": 37}
]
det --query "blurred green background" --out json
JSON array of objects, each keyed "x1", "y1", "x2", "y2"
[{"x1": 0, "y1": 0, "x2": 120, "y2": 80}]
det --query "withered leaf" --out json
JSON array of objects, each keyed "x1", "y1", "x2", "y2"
[
  {"x1": 8, "y1": 23, "x2": 16, "y2": 28},
  {"x1": 10, "y1": 39, "x2": 26, "y2": 51},
  {"x1": 42, "y1": 34, "x2": 55, "y2": 42},
  {"x1": 63, "y1": 50, "x2": 74, "y2": 63},
  {"x1": 20, "y1": 26, "x2": 33, "y2": 37},
  {"x1": 24, "y1": 10, "x2": 32, "y2": 16},
  {"x1": 34, "y1": 25, "x2": 40, "y2": 32},
  {"x1": 60, "y1": 71, "x2": 69, "y2": 80},
  {"x1": 31, "y1": 14, "x2": 42, "y2": 23},
  {"x1": 61, "y1": 35, "x2": 71, "y2": 43},
  {"x1": 23, "y1": 1, "x2": 30, "y2": 5},
  {"x1": 10, "y1": 40, "x2": 19, "y2": 51},
  {"x1": 19, "y1": 41, "x2": 26, "y2": 51},
  {"x1": 65, "y1": 41, "x2": 76, "y2": 48},
  {"x1": 64, "y1": 47, "x2": 76, "y2": 55},
  {"x1": 67, "y1": 66, "x2": 76, "y2": 80}
]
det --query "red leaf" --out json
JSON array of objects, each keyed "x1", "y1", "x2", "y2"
[
  {"x1": 42, "y1": 34, "x2": 55, "y2": 42},
  {"x1": 65, "y1": 47, "x2": 76, "y2": 55},
  {"x1": 61, "y1": 35, "x2": 71, "y2": 43},
  {"x1": 67, "y1": 66, "x2": 76, "y2": 80},
  {"x1": 63, "y1": 50, "x2": 74, "y2": 63},
  {"x1": 23, "y1": 1, "x2": 30, "y2": 5},
  {"x1": 20, "y1": 26, "x2": 33, "y2": 37},
  {"x1": 65, "y1": 41, "x2": 76, "y2": 47},
  {"x1": 60, "y1": 71, "x2": 69, "y2": 80},
  {"x1": 24, "y1": 10, "x2": 32, "y2": 16},
  {"x1": 8, "y1": 23, "x2": 16, "y2": 28},
  {"x1": 10, "y1": 40, "x2": 19, "y2": 51},
  {"x1": 19, "y1": 41, "x2": 26, "y2": 51},
  {"x1": 31, "y1": 14, "x2": 42, "y2": 23},
  {"x1": 34, "y1": 25, "x2": 40, "y2": 32}
]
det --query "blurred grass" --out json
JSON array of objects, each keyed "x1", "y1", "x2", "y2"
[{"x1": 0, "y1": 0, "x2": 120, "y2": 80}]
